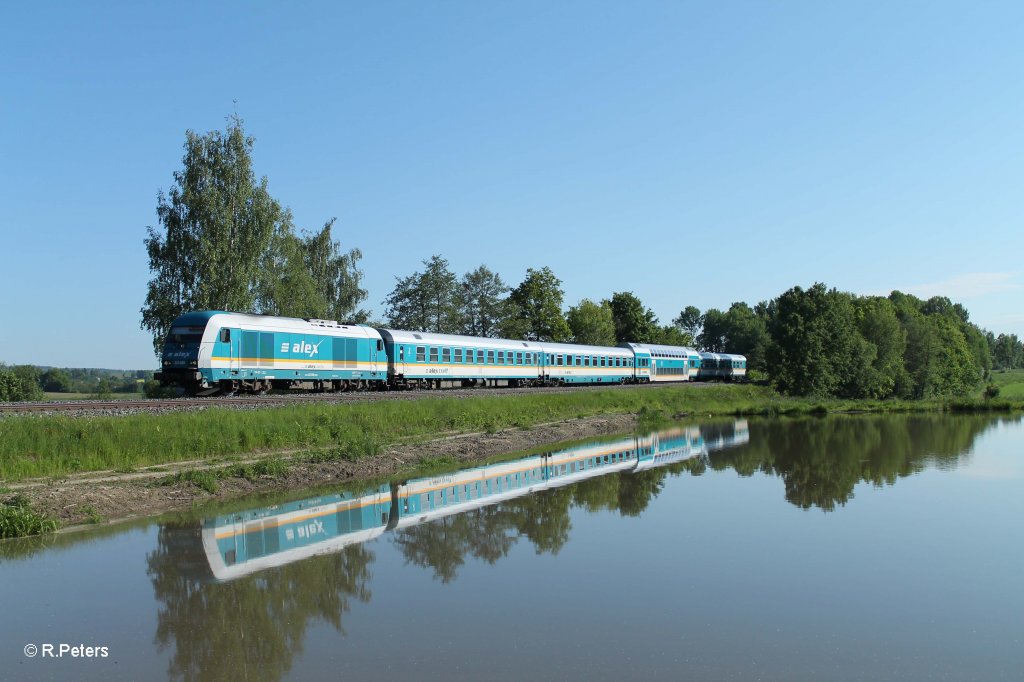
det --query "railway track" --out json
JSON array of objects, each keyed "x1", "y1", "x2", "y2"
[{"x1": 0, "y1": 381, "x2": 707, "y2": 415}]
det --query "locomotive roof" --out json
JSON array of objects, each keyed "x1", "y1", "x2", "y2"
[{"x1": 172, "y1": 311, "x2": 381, "y2": 338}]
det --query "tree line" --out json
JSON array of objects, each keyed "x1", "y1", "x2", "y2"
[
  {"x1": 0, "y1": 365, "x2": 152, "y2": 401},
  {"x1": 130, "y1": 116, "x2": 1015, "y2": 402}
]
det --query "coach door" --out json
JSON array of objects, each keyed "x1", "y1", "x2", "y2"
[
  {"x1": 650, "y1": 356, "x2": 657, "y2": 380},
  {"x1": 397, "y1": 345, "x2": 407, "y2": 376}
]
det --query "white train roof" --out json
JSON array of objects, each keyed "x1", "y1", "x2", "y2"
[
  {"x1": 620, "y1": 342, "x2": 700, "y2": 358},
  {"x1": 185, "y1": 313, "x2": 382, "y2": 340},
  {"x1": 378, "y1": 329, "x2": 545, "y2": 351},
  {"x1": 537, "y1": 341, "x2": 632, "y2": 356}
]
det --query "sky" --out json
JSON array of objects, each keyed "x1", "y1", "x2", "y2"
[{"x1": 2, "y1": 1, "x2": 1023, "y2": 369}]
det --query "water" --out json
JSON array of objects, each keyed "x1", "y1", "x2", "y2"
[{"x1": 1, "y1": 414, "x2": 1022, "y2": 681}]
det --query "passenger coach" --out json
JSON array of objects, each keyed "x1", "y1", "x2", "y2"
[{"x1": 378, "y1": 329, "x2": 545, "y2": 388}]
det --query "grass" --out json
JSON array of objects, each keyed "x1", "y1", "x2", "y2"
[
  {"x1": 1, "y1": 384, "x2": 1022, "y2": 483},
  {"x1": 0, "y1": 494, "x2": 59, "y2": 538},
  {"x1": 151, "y1": 458, "x2": 291, "y2": 494},
  {"x1": 986, "y1": 369, "x2": 1024, "y2": 400}
]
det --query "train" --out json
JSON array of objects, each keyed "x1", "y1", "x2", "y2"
[
  {"x1": 202, "y1": 421, "x2": 750, "y2": 581},
  {"x1": 155, "y1": 311, "x2": 747, "y2": 395}
]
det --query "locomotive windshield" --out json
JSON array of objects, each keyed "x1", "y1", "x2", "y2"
[{"x1": 167, "y1": 327, "x2": 205, "y2": 344}]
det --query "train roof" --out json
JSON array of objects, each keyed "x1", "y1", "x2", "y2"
[
  {"x1": 377, "y1": 329, "x2": 545, "y2": 351},
  {"x1": 171, "y1": 312, "x2": 382, "y2": 339},
  {"x1": 619, "y1": 342, "x2": 700, "y2": 358},
  {"x1": 537, "y1": 341, "x2": 632, "y2": 356}
]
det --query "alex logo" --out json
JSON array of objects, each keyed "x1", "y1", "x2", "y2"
[
  {"x1": 284, "y1": 520, "x2": 326, "y2": 541},
  {"x1": 279, "y1": 340, "x2": 325, "y2": 357}
]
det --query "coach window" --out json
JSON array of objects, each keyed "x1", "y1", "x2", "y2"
[
  {"x1": 454, "y1": 348, "x2": 463, "y2": 363},
  {"x1": 219, "y1": 328, "x2": 231, "y2": 343},
  {"x1": 442, "y1": 348, "x2": 451, "y2": 363},
  {"x1": 515, "y1": 352, "x2": 522, "y2": 364},
  {"x1": 487, "y1": 350, "x2": 495, "y2": 364},
  {"x1": 429, "y1": 347, "x2": 439, "y2": 363},
  {"x1": 416, "y1": 346, "x2": 425, "y2": 362}
]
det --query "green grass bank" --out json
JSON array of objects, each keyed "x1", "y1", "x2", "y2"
[{"x1": 2, "y1": 384, "x2": 1022, "y2": 483}]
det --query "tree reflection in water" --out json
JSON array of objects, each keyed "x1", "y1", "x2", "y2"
[{"x1": 146, "y1": 523, "x2": 373, "y2": 682}]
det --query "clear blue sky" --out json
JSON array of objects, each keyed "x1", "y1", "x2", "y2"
[{"x1": 2, "y1": 1, "x2": 1022, "y2": 368}]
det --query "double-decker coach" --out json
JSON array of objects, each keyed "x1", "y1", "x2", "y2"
[{"x1": 619, "y1": 342, "x2": 700, "y2": 382}]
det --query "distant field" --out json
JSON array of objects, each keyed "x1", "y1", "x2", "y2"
[
  {"x1": 989, "y1": 370, "x2": 1024, "y2": 399},
  {"x1": 43, "y1": 392, "x2": 143, "y2": 401}
]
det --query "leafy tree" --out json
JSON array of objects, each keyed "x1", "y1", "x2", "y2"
[
  {"x1": 257, "y1": 216, "x2": 324, "y2": 319},
  {"x1": 383, "y1": 255, "x2": 461, "y2": 333},
  {"x1": 458, "y1": 265, "x2": 508, "y2": 337},
  {"x1": 764, "y1": 284, "x2": 872, "y2": 397},
  {"x1": 39, "y1": 368, "x2": 71, "y2": 393},
  {"x1": 672, "y1": 305, "x2": 702, "y2": 339},
  {"x1": 652, "y1": 325, "x2": 694, "y2": 347},
  {"x1": 501, "y1": 267, "x2": 571, "y2": 341},
  {"x1": 698, "y1": 308, "x2": 728, "y2": 351},
  {"x1": 258, "y1": 217, "x2": 368, "y2": 322},
  {"x1": 606, "y1": 291, "x2": 658, "y2": 343},
  {"x1": 141, "y1": 115, "x2": 284, "y2": 356},
  {"x1": 722, "y1": 302, "x2": 770, "y2": 370},
  {"x1": 566, "y1": 299, "x2": 616, "y2": 346},
  {"x1": 0, "y1": 364, "x2": 44, "y2": 401},
  {"x1": 990, "y1": 333, "x2": 1023, "y2": 369},
  {"x1": 299, "y1": 218, "x2": 369, "y2": 323},
  {"x1": 853, "y1": 296, "x2": 908, "y2": 398}
]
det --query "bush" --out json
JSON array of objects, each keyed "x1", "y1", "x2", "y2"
[
  {"x1": 0, "y1": 364, "x2": 44, "y2": 402},
  {"x1": 984, "y1": 384, "x2": 1001, "y2": 400}
]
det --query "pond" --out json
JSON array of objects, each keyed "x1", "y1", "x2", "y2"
[{"x1": 1, "y1": 414, "x2": 1021, "y2": 681}]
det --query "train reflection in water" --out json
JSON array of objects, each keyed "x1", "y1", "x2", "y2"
[{"x1": 203, "y1": 421, "x2": 750, "y2": 581}]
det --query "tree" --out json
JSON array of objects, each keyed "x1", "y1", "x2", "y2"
[
  {"x1": 672, "y1": 306, "x2": 702, "y2": 340},
  {"x1": 299, "y1": 218, "x2": 369, "y2": 323},
  {"x1": 258, "y1": 217, "x2": 369, "y2": 322},
  {"x1": 383, "y1": 255, "x2": 461, "y2": 333},
  {"x1": 501, "y1": 267, "x2": 571, "y2": 341},
  {"x1": 566, "y1": 299, "x2": 616, "y2": 346},
  {"x1": 853, "y1": 296, "x2": 908, "y2": 398},
  {"x1": 458, "y1": 266, "x2": 508, "y2": 337},
  {"x1": 141, "y1": 115, "x2": 284, "y2": 356},
  {"x1": 697, "y1": 308, "x2": 728, "y2": 352},
  {"x1": 764, "y1": 284, "x2": 871, "y2": 397},
  {"x1": 652, "y1": 325, "x2": 694, "y2": 347},
  {"x1": 39, "y1": 368, "x2": 71, "y2": 393},
  {"x1": 606, "y1": 292, "x2": 658, "y2": 343},
  {"x1": 0, "y1": 364, "x2": 43, "y2": 401}
]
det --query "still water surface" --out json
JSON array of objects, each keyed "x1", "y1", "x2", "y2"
[{"x1": 1, "y1": 414, "x2": 1022, "y2": 681}]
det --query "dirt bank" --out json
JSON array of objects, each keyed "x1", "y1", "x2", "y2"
[{"x1": 17, "y1": 413, "x2": 641, "y2": 530}]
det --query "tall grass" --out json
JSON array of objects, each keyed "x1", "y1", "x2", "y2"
[
  {"x1": 1, "y1": 385, "x2": 1020, "y2": 482},
  {"x1": 1, "y1": 495, "x2": 58, "y2": 538}
]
